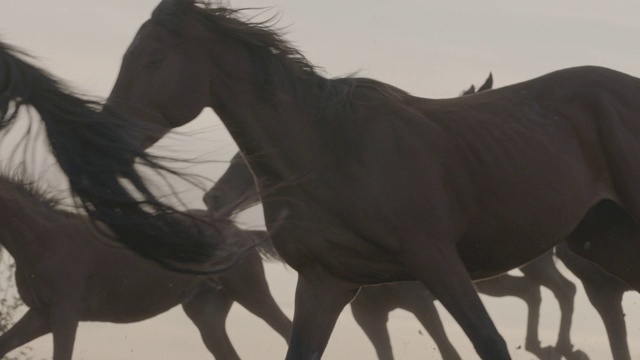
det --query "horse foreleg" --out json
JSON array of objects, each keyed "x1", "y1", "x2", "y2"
[
  {"x1": 285, "y1": 273, "x2": 358, "y2": 360},
  {"x1": 182, "y1": 287, "x2": 240, "y2": 360},
  {"x1": 0, "y1": 309, "x2": 50, "y2": 357},
  {"x1": 350, "y1": 293, "x2": 395, "y2": 360},
  {"x1": 402, "y1": 244, "x2": 510, "y2": 360},
  {"x1": 49, "y1": 304, "x2": 80, "y2": 360}
]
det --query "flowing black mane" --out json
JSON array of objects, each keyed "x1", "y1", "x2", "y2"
[
  {"x1": 152, "y1": 1, "x2": 317, "y2": 75},
  {"x1": 151, "y1": 1, "x2": 408, "y2": 121}
]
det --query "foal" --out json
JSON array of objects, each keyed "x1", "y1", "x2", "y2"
[{"x1": 0, "y1": 173, "x2": 291, "y2": 360}]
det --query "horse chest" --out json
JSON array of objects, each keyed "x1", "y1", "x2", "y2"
[{"x1": 267, "y1": 212, "x2": 410, "y2": 284}]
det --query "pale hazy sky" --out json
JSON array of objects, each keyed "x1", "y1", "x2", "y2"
[{"x1": 1, "y1": 1, "x2": 640, "y2": 359}]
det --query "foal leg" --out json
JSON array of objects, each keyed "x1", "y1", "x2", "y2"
[
  {"x1": 519, "y1": 251, "x2": 588, "y2": 360},
  {"x1": 285, "y1": 273, "x2": 358, "y2": 360},
  {"x1": 402, "y1": 244, "x2": 510, "y2": 360},
  {"x1": 182, "y1": 287, "x2": 240, "y2": 360},
  {"x1": 556, "y1": 242, "x2": 630, "y2": 360},
  {"x1": 0, "y1": 309, "x2": 51, "y2": 357}
]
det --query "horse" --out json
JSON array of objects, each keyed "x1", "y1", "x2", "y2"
[
  {"x1": 104, "y1": 1, "x2": 640, "y2": 358},
  {"x1": 203, "y1": 74, "x2": 590, "y2": 360},
  {"x1": 0, "y1": 169, "x2": 291, "y2": 360}
]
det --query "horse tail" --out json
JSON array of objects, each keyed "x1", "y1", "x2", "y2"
[{"x1": 0, "y1": 40, "x2": 225, "y2": 273}]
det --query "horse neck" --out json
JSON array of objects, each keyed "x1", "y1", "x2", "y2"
[{"x1": 208, "y1": 68, "x2": 327, "y2": 183}]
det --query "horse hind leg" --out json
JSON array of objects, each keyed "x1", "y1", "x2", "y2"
[
  {"x1": 566, "y1": 200, "x2": 640, "y2": 291},
  {"x1": 556, "y1": 242, "x2": 631, "y2": 360},
  {"x1": 349, "y1": 295, "x2": 395, "y2": 360},
  {"x1": 401, "y1": 242, "x2": 510, "y2": 359},
  {"x1": 518, "y1": 251, "x2": 589, "y2": 360},
  {"x1": 395, "y1": 284, "x2": 462, "y2": 360},
  {"x1": 565, "y1": 200, "x2": 640, "y2": 358},
  {"x1": 474, "y1": 271, "x2": 562, "y2": 360},
  {"x1": 182, "y1": 287, "x2": 240, "y2": 360},
  {"x1": 225, "y1": 275, "x2": 293, "y2": 344},
  {"x1": 582, "y1": 278, "x2": 629, "y2": 360},
  {"x1": 217, "y1": 250, "x2": 292, "y2": 344}
]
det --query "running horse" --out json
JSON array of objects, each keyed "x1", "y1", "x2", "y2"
[
  {"x1": 204, "y1": 75, "x2": 588, "y2": 360},
  {"x1": 104, "y1": 1, "x2": 640, "y2": 359},
  {"x1": 0, "y1": 170, "x2": 290, "y2": 360}
]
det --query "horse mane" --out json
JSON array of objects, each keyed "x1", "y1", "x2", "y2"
[
  {"x1": 151, "y1": 1, "x2": 409, "y2": 122},
  {"x1": 0, "y1": 165, "x2": 66, "y2": 212},
  {"x1": 0, "y1": 39, "x2": 228, "y2": 272}
]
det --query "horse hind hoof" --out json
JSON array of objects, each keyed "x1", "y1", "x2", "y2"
[
  {"x1": 563, "y1": 349, "x2": 590, "y2": 360},
  {"x1": 532, "y1": 345, "x2": 562, "y2": 360}
]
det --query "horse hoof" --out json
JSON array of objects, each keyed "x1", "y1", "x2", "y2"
[
  {"x1": 563, "y1": 349, "x2": 590, "y2": 360},
  {"x1": 535, "y1": 346, "x2": 562, "y2": 360}
]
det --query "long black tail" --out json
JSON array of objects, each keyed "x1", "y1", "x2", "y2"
[{"x1": 0, "y1": 40, "x2": 224, "y2": 271}]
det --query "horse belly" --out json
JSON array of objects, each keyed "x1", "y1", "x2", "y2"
[
  {"x1": 458, "y1": 188, "x2": 611, "y2": 280},
  {"x1": 82, "y1": 266, "x2": 201, "y2": 323}
]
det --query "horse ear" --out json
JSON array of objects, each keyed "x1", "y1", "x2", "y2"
[
  {"x1": 154, "y1": 0, "x2": 194, "y2": 16},
  {"x1": 461, "y1": 84, "x2": 476, "y2": 96},
  {"x1": 163, "y1": 0, "x2": 194, "y2": 5},
  {"x1": 477, "y1": 72, "x2": 493, "y2": 92}
]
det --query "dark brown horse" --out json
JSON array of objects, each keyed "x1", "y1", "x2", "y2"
[
  {"x1": 105, "y1": 1, "x2": 640, "y2": 359},
  {"x1": 203, "y1": 75, "x2": 591, "y2": 360},
  {"x1": 0, "y1": 170, "x2": 291, "y2": 360}
]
